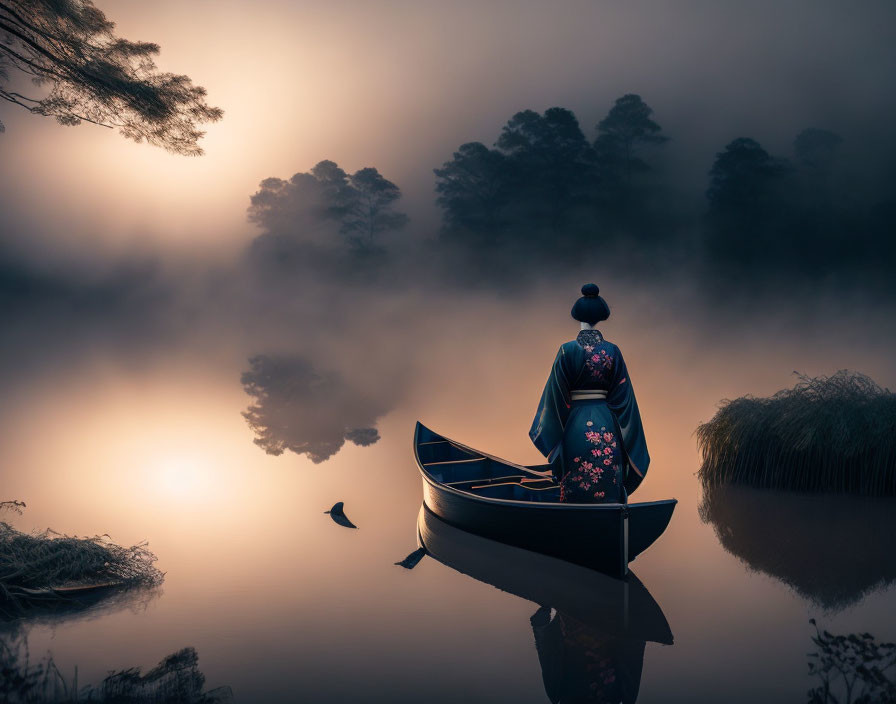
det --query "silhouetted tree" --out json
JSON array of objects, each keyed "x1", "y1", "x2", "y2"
[
  {"x1": 702, "y1": 138, "x2": 797, "y2": 278},
  {"x1": 496, "y1": 107, "x2": 594, "y2": 230},
  {"x1": 434, "y1": 100, "x2": 679, "y2": 268},
  {"x1": 707, "y1": 138, "x2": 791, "y2": 215},
  {"x1": 702, "y1": 132, "x2": 896, "y2": 290},
  {"x1": 342, "y1": 167, "x2": 408, "y2": 250},
  {"x1": 0, "y1": 0, "x2": 222, "y2": 154},
  {"x1": 248, "y1": 160, "x2": 407, "y2": 260},
  {"x1": 705, "y1": 138, "x2": 794, "y2": 268},
  {"x1": 594, "y1": 94, "x2": 668, "y2": 205},
  {"x1": 433, "y1": 142, "x2": 511, "y2": 240},
  {"x1": 249, "y1": 174, "x2": 323, "y2": 233},
  {"x1": 310, "y1": 160, "x2": 355, "y2": 220}
]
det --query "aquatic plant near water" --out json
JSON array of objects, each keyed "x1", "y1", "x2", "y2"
[
  {"x1": 696, "y1": 371, "x2": 896, "y2": 494},
  {"x1": 0, "y1": 635, "x2": 232, "y2": 704},
  {"x1": 807, "y1": 619, "x2": 896, "y2": 703},
  {"x1": 0, "y1": 501, "x2": 163, "y2": 613}
]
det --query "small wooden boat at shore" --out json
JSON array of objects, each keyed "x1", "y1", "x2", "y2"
[
  {"x1": 414, "y1": 422, "x2": 676, "y2": 577},
  {"x1": 0, "y1": 581, "x2": 129, "y2": 620},
  {"x1": 12, "y1": 581, "x2": 124, "y2": 599}
]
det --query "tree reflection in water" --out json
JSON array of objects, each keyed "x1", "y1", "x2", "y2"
[
  {"x1": 700, "y1": 484, "x2": 896, "y2": 610},
  {"x1": 416, "y1": 505, "x2": 673, "y2": 703},
  {"x1": 240, "y1": 354, "x2": 385, "y2": 463}
]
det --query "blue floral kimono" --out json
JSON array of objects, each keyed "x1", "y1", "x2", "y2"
[{"x1": 529, "y1": 330, "x2": 649, "y2": 503}]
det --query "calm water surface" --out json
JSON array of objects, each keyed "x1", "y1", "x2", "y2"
[{"x1": 2, "y1": 299, "x2": 895, "y2": 703}]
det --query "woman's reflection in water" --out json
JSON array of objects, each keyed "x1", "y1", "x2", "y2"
[
  {"x1": 415, "y1": 505, "x2": 671, "y2": 704},
  {"x1": 531, "y1": 605, "x2": 644, "y2": 704}
]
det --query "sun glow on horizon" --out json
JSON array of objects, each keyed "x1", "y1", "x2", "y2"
[{"x1": 152, "y1": 453, "x2": 208, "y2": 501}]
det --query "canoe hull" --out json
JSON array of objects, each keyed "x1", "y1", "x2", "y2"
[{"x1": 416, "y1": 422, "x2": 676, "y2": 577}]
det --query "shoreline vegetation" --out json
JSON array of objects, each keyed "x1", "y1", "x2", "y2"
[
  {"x1": 0, "y1": 501, "x2": 163, "y2": 617},
  {"x1": 696, "y1": 371, "x2": 896, "y2": 495},
  {"x1": 807, "y1": 620, "x2": 896, "y2": 703}
]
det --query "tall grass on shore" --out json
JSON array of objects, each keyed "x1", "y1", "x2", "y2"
[
  {"x1": 0, "y1": 501, "x2": 163, "y2": 614},
  {"x1": 696, "y1": 371, "x2": 896, "y2": 494}
]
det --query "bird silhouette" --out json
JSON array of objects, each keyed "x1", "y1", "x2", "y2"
[
  {"x1": 394, "y1": 547, "x2": 427, "y2": 569},
  {"x1": 324, "y1": 501, "x2": 357, "y2": 529}
]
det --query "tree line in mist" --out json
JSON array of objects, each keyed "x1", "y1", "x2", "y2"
[
  {"x1": 1, "y1": 1, "x2": 893, "y2": 300},
  {"x1": 247, "y1": 93, "x2": 895, "y2": 295}
]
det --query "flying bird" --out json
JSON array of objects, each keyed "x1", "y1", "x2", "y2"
[{"x1": 324, "y1": 502, "x2": 357, "y2": 529}]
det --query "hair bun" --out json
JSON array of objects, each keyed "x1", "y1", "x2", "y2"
[{"x1": 581, "y1": 283, "x2": 600, "y2": 297}]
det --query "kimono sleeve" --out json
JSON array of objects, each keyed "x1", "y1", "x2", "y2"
[
  {"x1": 529, "y1": 345, "x2": 574, "y2": 464},
  {"x1": 607, "y1": 346, "x2": 650, "y2": 495}
]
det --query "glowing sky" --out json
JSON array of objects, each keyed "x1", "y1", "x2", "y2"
[{"x1": 2, "y1": 0, "x2": 894, "y2": 267}]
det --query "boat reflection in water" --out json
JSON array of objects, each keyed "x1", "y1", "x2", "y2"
[
  {"x1": 700, "y1": 484, "x2": 896, "y2": 611},
  {"x1": 416, "y1": 505, "x2": 673, "y2": 703},
  {"x1": 0, "y1": 582, "x2": 160, "y2": 629}
]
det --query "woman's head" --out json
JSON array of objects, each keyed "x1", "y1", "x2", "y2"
[{"x1": 571, "y1": 283, "x2": 610, "y2": 325}]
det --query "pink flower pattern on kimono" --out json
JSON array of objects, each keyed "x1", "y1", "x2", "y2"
[
  {"x1": 585, "y1": 348, "x2": 614, "y2": 383},
  {"x1": 560, "y1": 425, "x2": 621, "y2": 502},
  {"x1": 578, "y1": 329, "x2": 615, "y2": 384},
  {"x1": 556, "y1": 611, "x2": 623, "y2": 701}
]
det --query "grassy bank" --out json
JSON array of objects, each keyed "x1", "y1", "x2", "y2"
[
  {"x1": 696, "y1": 371, "x2": 896, "y2": 494},
  {"x1": 0, "y1": 501, "x2": 163, "y2": 615}
]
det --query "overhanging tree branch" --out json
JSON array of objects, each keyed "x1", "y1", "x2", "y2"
[{"x1": 0, "y1": 0, "x2": 222, "y2": 155}]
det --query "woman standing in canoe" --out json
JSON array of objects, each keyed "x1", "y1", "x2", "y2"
[{"x1": 529, "y1": 284, "x2": 649, "y2": 504}]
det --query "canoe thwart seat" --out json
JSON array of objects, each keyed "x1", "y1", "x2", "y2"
[
  {"x1": 447, "y1": 473, "x2": 558, "y2": 494},
  {"x1": 470, "y1": 480, "x2": 557, "y2": 491}
]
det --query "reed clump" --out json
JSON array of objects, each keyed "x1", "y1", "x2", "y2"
[
  {"x1": 0, "y1": 501, "x2": 163, "y2": 612},
  {"x1": 1, "y1": 638, "x2": 232, "y2": 704},
  {"x1": 696, "y1": 371, "x2": 896, "y2": 494}
]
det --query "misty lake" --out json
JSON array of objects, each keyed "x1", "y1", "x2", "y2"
[
  {"x1": 3, "y1": 0, "x2": 896, "y2": 700},
  {"x1": 2, "y1": 288, "x2": 895, "y2": 704}
]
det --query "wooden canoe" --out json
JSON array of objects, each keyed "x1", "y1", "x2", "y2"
[
  {"x1": 0, "y1": 581, "x2": 128, "y2": 621},
  {"x1": 414, "y1": 422, "x2": 676, "y2": 577}
]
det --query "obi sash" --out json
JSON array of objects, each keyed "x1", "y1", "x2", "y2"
[{"x1": 570, "y1": 389, "x2": 608, "y2": 401}]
